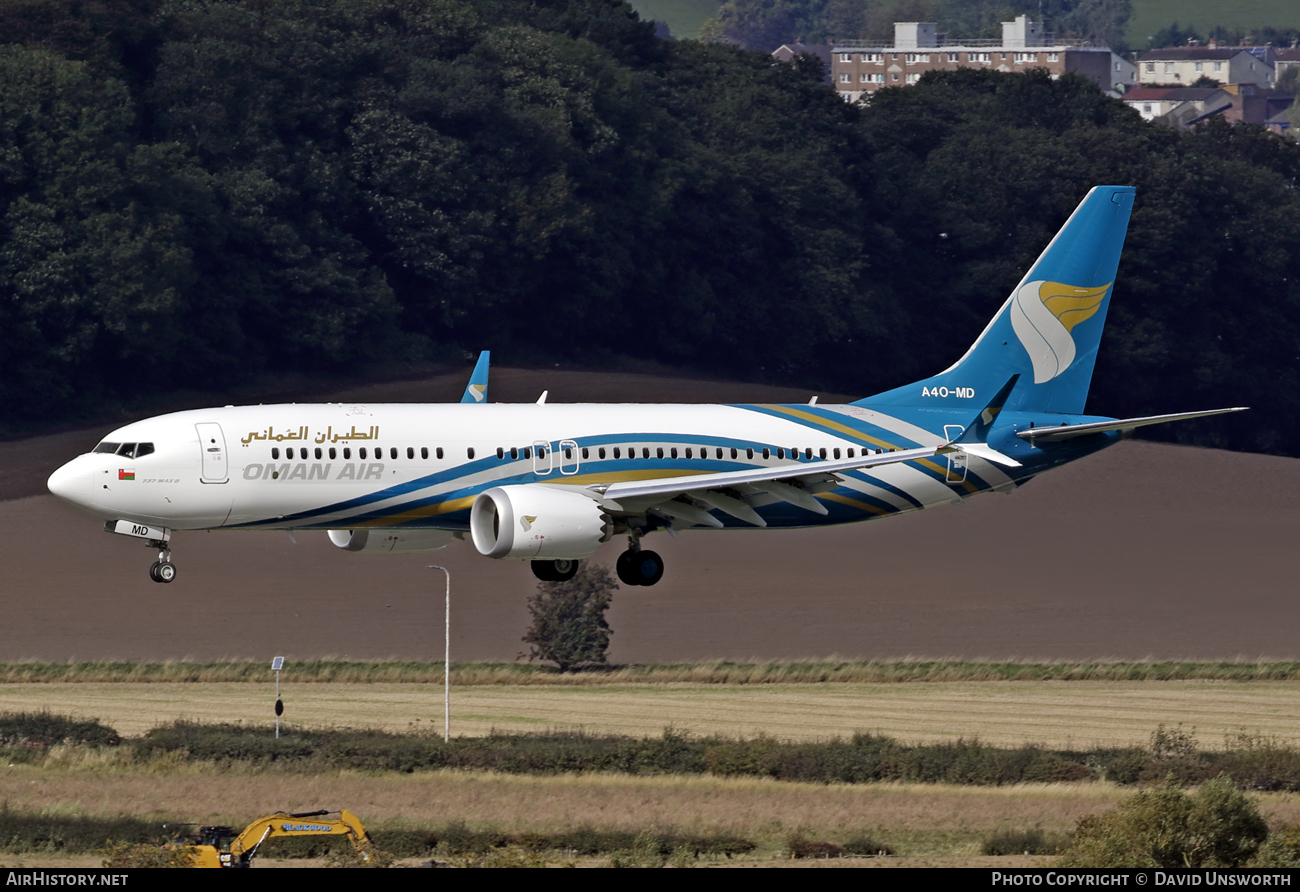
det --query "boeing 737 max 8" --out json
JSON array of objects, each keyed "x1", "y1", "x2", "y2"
[{"x1": 47, "y1": 187, "x2": 1244, "y2": 586}]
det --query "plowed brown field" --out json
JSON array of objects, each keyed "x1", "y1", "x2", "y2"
[{"x1": 2, "y1": 368, "x2": 1296, "y2": 664}]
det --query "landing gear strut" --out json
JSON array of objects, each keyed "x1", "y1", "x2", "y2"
[
  {"x1": 616, "y1": 536, "x2": 664, "y2": 587},
  {"x1": 147, "y1": 539, "x2": 177, "y2": 584},
  {"x1": 531, "y1": 559, "x2": 580, "y2": 583}
]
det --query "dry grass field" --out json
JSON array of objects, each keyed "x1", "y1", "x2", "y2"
[{"x1": 2, "y1": 679, "x2": 1299, "y2": 748}]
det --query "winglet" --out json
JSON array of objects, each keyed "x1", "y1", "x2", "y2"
[{"x1": 461, "y1": 351, "x2": 490, "y2": 404}]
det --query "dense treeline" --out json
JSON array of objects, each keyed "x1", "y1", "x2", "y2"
[{"x1": 0, "y1": 0, "x2": 1298, "y2": 455}]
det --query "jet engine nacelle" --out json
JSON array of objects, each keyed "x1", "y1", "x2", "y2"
[
  {"x1": 327, "y1": 529, "x2": 456, "y2": 554},
  {"x1": 470, "y1": 485, "x2": 612, "y2": 560}
]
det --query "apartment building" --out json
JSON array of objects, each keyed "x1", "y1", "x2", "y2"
[
  {"x1": 831, "y1": 17, "x2": 1135, "y2": 102},
  {"x1": 1135, "y1": 47, "x2": 1274, "y2": 87}
]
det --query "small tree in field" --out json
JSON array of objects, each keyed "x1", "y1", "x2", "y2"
[{"x1": 522, "y1": 563, "x2": 617, "y2": 671}]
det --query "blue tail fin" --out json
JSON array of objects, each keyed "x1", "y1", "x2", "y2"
[
  {"x1": 859, "y1": 186, "x2": 1135, "y2": 415},
  {"x1": 461, "y1": 350, "x2": 490, "y2": 404}
]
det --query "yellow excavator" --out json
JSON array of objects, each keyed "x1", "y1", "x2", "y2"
[{"x1": 173, "y1": 809, "x2": 372, "y2": 867}]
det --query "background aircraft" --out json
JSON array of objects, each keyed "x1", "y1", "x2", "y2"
[{"x1": 47, "y1": 187, "x2": 1241, "y2": 587}]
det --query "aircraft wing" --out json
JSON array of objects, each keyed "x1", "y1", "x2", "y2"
[
  {"x1": 587, "y1": 380, "x2": 1027, "y2": 528},
  {"x1": 1015, "y1": 407, "x2": 1247, "y2": 442},
  {"x1": 587, "y1": 444, "x2": 957, "y2": 528}
]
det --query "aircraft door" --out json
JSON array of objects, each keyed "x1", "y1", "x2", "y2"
[
  {"x1": 942, "y1": 424, "x2": 967, "y2": 484},
  {"x1": 532, "y1": 440, "x2": 553, "y2": 476},
  {"x1": 196, "y1": 422, "x2": 229, "y2": 483},
  {"x1": 559, "y1": 439, "x2": 579, "y2": 475}
]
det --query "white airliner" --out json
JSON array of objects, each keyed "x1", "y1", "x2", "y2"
[{"x1": 47, "y1": 187, "x2": 1243, "y2": 587}]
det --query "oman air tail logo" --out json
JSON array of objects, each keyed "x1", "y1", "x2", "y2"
[
  {"x1": 466, "y1": 384, "x2": 486, "y2": 403},
  {"x1": 520, "y1": 515, "x2": 537, "y2": 531},
  {"x1": 1009, "y1": 280, "x2": 1110, "y2": 383}
]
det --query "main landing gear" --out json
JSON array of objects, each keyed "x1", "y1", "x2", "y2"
[
  {"x1": 616, "y1": 538, "x2": 664, "y2": 587},
  {"x1": 531, "y1": 559, "x2": 580, "y2": 582},
  {"x1": 147, "y1": 540, "x2": 177, "y2": 584}
]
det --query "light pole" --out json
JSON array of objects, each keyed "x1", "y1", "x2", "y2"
[{"x1": 429, "y1": 565, "x2": 450, "y2": 742}]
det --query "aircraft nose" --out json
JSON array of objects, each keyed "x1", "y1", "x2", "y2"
[{"x1": 48, "y1": 458, "x2": 92, "y2": 505}]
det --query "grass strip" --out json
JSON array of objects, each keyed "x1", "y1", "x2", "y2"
[{"x1": 4, "y1": 659, "x2": 1300, "y2": 685}]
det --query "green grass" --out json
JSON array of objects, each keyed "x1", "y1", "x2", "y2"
[
  {"x1": 1129, "y1": 0, "x2": 1300, "y2": 45},
  {"x1": 625, "y1": 0, "x2": 720, "y2": 39},
  {"x1": 4, "y1": 659, "x2": 1300, "y2": 685}
]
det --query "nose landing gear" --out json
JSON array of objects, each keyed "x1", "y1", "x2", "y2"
[{"x1": 147, "y1": 540, "x2": 177, "y2": 584}]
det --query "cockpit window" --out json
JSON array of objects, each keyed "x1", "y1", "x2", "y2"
[
  {"x1": 116, "y1": 443, "x2": 138, "y2": 458},
  {"x1": 136, "y1": 443, "x2": 155, "y2": 457},
  {"x1": 93, "y1": 442, "x2": 119, "y2": 454}
]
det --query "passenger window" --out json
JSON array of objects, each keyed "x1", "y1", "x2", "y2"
[
  {"x1": 436, "y1": 447, "x2": 444, "y2": 459},
  {"x1": 407, "y1": 447, "x2": 415, "y2": 459},
  {"x1": 329, "y1": 447, "x2": 336, "y2": 460},
  {"x1": 581, "y1": 447, "x2": 589, "y2": 459},
  {"x1": 390, "y1": 448, "x2": 398, "y2": 460},
  {"x1": 848, "y1": 448, "x2": 855, "y2": 458},
  {"x1": 805, "y1": 448, "x2": 813, "y2": 459},
  {"x1": 716, "y1": 448, "x2": 723, "y2": 459},
  {"x1": 272, "y1": 447, "x2": 280, "y2": 460},
  {"x1": 833, "y1": 448, "x2": 841, "y2": 459},
  {"x1": 598, "y1": 448, "x2": 606, "y2": 459},
  {"x1": 497, "y1": 447, "x2": 505, "y2": 459},
  {"x1": 656, "y1": 447, "x2": 663, "y2": 459},
  {"x1": 510, "y1": 447, "x2": 519, "y2": 460},
  {"x1": 359, "y1": 448, "x2": 367, "y2": 460},
  {"x1": 819, "y1": 448, "x2": 827, "y2": 459},
  {"x1": 136, "y1": 443, "x2": 155, "y2": 457},
  {"x1": 777, "y1": 448, "x2": 784, "y2": 459},
  {"x1": 762, "y1": 448, "x2": 770, "y2": 459},
  {"x1": 642, "y1": 448, "x2": 650, "y2": 459},
  {"x1": 421, "y1": 447, "x2": 428, "y2": 460},
  {"x1": 315, "y1": 447, "x2": 322, "y2": 460},
  {"x1": 285, "y1": 447, "x2": 294, "y2": 459},
  {"x1": 613, "y1": 447, "x2": 620, "y2": 459},
  {"x1": 343, "y1": 448, "x2": 350, "y2": 459},
  {"x1": 467, "y1": 448, "x2": 475, "y2": 459},
  {"x1": 93, "y1": 442, "x2": 119, "y2": 454},
  {"x1": 685, "y1": 448, "x2": 692, "y2": 459},
  {"x1": 730, "y1": 448, "x2": 738, "y2": 459},
  {"x1": 565, "y1": 447, "x2": 573, "y2": 459},
  {"x1": 522, "y1": 447, "x2": 531, "y2": 459},
  {"x1": 746, "y1": 448, "x2": 754, "y2": 459}
]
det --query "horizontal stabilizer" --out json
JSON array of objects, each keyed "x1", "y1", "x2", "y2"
[{"x1": 1016, "y1": 407, "x2": 1248, "y2": 443}]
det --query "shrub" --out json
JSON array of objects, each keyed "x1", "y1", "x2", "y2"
[
  {"x1": 787, "y1": 835, "x2": 844, "y2": 858},
  {"x1": 1061, "y1": 776, "x2": 1268, "y2": 867},
  {"x1": 983, "y1": 829, "x2": 1067, "y2": 856},
  {"x1": 841, "y1": 835, "x2": 894, "y2": 856},
  {"x1": 101, "y1": 841, "x2": 195, "y2": 868},
  {"x1": 521, "y1": 563, "x2": 617, "y2": 671},
  {"x1": 1253, "y1": 824, "x2": 1300, "y2": 867},
  {"x1": 0, "y1": 712, "x2": 120, "y2": 748}
]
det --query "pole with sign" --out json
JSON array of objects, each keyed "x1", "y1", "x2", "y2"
[{"x1": 272, "y1": 656, "x2": 284, "y2": 738}]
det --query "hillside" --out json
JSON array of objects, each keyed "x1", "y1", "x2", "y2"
[{"x1": 1129, "y1": 0, "x2": 1300, "y2": 45}]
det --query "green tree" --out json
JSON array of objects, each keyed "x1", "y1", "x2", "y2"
[
  {"x1": 1061, "y1": 776, "x2": 1268, "y2": 867},
  {"x1": 522, "y1": 562, "x2": 617, "y2": 672}
]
